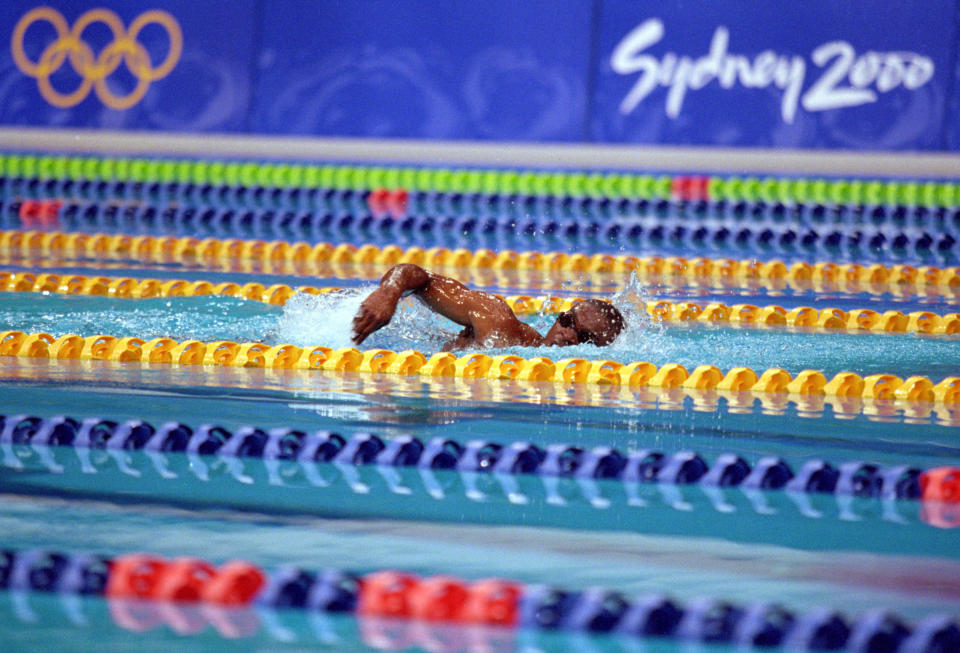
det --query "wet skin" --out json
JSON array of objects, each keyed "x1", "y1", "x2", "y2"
[{"x1": 351, "y1": 264, "x2": 623, "y2": 351}]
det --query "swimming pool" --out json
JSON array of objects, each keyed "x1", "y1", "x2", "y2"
[{"x1": 0, "y1": 154, "x2": 958, "y2": 652}]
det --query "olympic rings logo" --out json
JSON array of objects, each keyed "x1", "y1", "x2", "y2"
[{"x1": 11, "y1": 7, "x2": 182, "y2": 110}]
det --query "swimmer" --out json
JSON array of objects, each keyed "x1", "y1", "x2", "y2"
[{"x1": 351, "y1": 264, "x2": 625, "y2": 351}]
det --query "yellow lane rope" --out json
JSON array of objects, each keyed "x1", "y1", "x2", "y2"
[
  {"x1": 2, "y1": 270, "x2": 959, "y2": 335},
  {"x1": 5, "y1": 251, "x2": 959, "y2": 301},
  {"x1": 1, "y1": 330, "x2": 957, "y2": 407},
  {"x1": 1, "y1": 349, "x2": 954, "y2": 425},
  {"x1": 2, "y1": 230, "x2": 960, "y2": 295}
]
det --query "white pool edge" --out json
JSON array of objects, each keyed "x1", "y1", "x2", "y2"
[{"x1": 1, "y1": 127, "x2": 959, "y2": 179}]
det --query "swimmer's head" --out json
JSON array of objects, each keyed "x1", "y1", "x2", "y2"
[{"x1": 543, "y1": 299, "x2": 625, "y2": 347}]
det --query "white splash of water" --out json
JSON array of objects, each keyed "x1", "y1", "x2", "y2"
[
  {"x1": 611, "y1": 270, "x2": 659, "y2": 336},
  {"x1": 273, "y1": 272, "x2": 664, "y2": 360},
  {"x1": 274, "y1": 288, "x2": 457, "y2": 351},
  {"x1": 274, "y1": 289, "x2": 368, "y2": 349}
]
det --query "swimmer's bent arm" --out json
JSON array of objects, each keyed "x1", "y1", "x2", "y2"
[
  {"x1": 353, "y1": 264, "x2": 490, "y2": 345},
  {"x1": 351, "y1": 264, "x2": 431, "y2": 345}
]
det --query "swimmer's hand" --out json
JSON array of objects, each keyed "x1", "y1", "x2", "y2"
[{"x1": 351, "y1": 288, "x2": 399, "y2": 345}]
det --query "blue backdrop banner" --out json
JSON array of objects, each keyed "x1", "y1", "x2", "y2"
[
  {"x1": 252, "y1": 0, "x2": 593, "y2": 142},
  {"x1": 592, "y1": 0, "x2": 957, "y2": 151},
  {"x1": 0, "y1": 0, "x2": 958, "y2": 152},
  {"x1": 0, "y1": 0, "x2": 256, "y2": 132}
]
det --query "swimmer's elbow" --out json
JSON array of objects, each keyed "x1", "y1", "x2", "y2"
[
  {"x1": 381, "y1": 264, "x2": 431, "y2": 293},
  {"x1": 384, "y1": 263, "x2": 425, "y2": 276}
]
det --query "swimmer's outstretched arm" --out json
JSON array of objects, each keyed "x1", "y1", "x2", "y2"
[{"x1": 351, "y1": 264, "x2": 479, "y2": 345}]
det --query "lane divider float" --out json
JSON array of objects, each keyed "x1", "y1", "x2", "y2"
[
  {"x1": 2, "y1": 270, "x2": 958, "y2": 335},
  {"x1": 2, "y1": 348, "x2": 952, "y2": 424},
  {"x1": 5, "y1": 415, "x2": 955, "y2": 528},
  {"x1": 1, "y1": 249, "x2": 957, "y2": 301},
  {"x1": 3, "y1": 230, "x2": 960, "y2": 299},
  {"x1": 0, "y1": 270, "x2": 333, "y2": 306},
  {"x1": 7, "y1": 194, "x2": 960, "y2": 263},
  {"x1": 1, "y1": 330, "x2": 959, "y2": 407},
  {"x1": 2, "y1": 151, "x2": 959, "y2": 208},
  {"x1": 1, "y1": 546, "x2": 957, "y2": 651},
  {"x1": 2, "y1": 413, "x2": 956, "y2": 504},
  {"x1": 5, "y1": 176, "x2": 960, "y2": 233},
  {"x1": 5, "y1": 581, "x2": 955, "y2": 653}
]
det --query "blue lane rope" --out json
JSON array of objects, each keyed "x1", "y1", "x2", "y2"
[
  {"x1": 4, "y1": 198, "x2": 957, "y2": 263},
  {"x1": 3, "y1": 176, "x2": 960, "y2": 233},
  {"x1": 0, "y1": 413, "x2": 931, "y2": 502},
  {"x1": 0, "y1": 546, "x2": 957, "y2": 652}
]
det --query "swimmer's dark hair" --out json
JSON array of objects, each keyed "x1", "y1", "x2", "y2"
[{"x1": 582, "y1": 298, "x2": 625, "y2": 343}]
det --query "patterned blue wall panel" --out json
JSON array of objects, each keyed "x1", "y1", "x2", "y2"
[
  {"x1": 0, "y1": 0, "x2": 256, "y2": 131},
  {"x1": 250, "y1": 0, "x2": 592, "y2": 141},
  {"x1": 945, "y1": 0, "x2": 960, "y2": 151}
]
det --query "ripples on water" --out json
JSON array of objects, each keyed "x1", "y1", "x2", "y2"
[
  {"x1": 273, "y1": 274, "x2": 960, "y2": 377},
  {"x1": 0, "y1": 293, "x2": 278, "y2": 344}
]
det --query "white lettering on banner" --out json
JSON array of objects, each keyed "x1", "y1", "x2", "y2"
[{"x1": 610, "y1": 18, "x2": 935, "y2": 124}]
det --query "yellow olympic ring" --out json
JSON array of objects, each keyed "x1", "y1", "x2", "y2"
[{"x1": 11, "y1": 7, "x2": 182, "y2": 110}]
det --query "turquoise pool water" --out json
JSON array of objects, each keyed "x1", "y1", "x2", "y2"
[
  {"x1": 1, "y1": 261, "x2": 959, "y2": 652},
  {"x1": 2, "y1": 283, "x2": 960, "y2": 378}
]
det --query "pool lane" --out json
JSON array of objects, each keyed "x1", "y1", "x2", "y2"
[
  {"x1": 0, "y1": 361, "x2": 958, "y2": 461},
  {"x1": 1, "y1": 291, "x2": 959, "y2": 380},
  {"x1": 0, "y1": 497, "x2": 957, "y2": 618}
]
